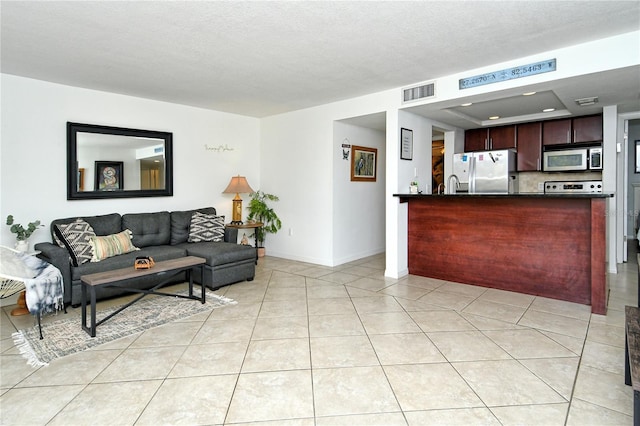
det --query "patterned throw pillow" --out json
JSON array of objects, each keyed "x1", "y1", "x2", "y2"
[
  {"x1": 188, "y1": 212, "x2": 225, "y2": 243},
  {"x1": 89, "y1": 229, "x2": 139, "y2": 262},
  {"x1": 53, "y1": 219, "x2": 96, "y2": 266}
]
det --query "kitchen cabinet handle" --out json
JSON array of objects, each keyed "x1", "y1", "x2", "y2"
[{"x1": 567, "y1": 130, "x2": 571, "y2": 144}]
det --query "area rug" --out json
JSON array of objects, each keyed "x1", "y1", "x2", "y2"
[{"x1": 12, "y1": 290, "x2": 236, "y2": 367}]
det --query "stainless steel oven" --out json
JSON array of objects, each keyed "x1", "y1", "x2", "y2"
[{"x1": 544, "y1": 180, "x2": 603, "y2": 194}]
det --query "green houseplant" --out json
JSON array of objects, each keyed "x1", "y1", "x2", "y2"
[
  {"x1": 6, "y1": 215, "x2": 43, "y2": 241},
  {"x1": 246, "y1": 191, "x2": 282, "y2": 254},
  {"x1": 6, "y1": 215, "x2": 43, "y2": 252}
]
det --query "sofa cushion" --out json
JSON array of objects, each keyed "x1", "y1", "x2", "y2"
[
  {"x1": 50, "y1": 213, "x2": 122, "y2": 240},
  {"x1": 72, "y1": 245, "x2": 187, "y2": 281},
  {"x1": 179, "y1": 241, "x2": 256, "y2": 266},
  {"x1": 53, "y1": 219, "x2": 96, "y2": 266},
  {"x1": 122, "y1": 212, "x2": 171, "y2": 248},
  {"x1": 170, "y1": 207, "x2": 217, "y2": 245},
  {"x1": 90, "y1": 229, "x2": 139, "y2": 262},
  {"x1": 188, "y1": 212, "x2": 225, "y2": 243}
]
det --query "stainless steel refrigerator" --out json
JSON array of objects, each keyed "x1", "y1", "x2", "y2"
[{"x1": 452, "y1": 149, "x2": 518, "y2": 194}]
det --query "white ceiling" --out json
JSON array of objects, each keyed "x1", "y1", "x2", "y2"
[{"x1": 2, "y1": 1, "x2": 639, "y2": 128}]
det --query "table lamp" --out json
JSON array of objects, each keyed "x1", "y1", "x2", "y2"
[{"x1": 222, "y1": 175, "x2": 254, "y2": 224}]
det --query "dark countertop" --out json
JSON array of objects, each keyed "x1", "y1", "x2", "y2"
[{"x1": 394, "y1": 192, "x2": 614, "y2": 199}]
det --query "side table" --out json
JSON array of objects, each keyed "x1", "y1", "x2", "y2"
[{"x1": 226, "y1": 222, "x2": 264, "y2": 262}]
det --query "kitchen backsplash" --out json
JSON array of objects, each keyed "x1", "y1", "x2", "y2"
[{"x1": 518, "y1": 171, "x2": 603, "y2": 193}]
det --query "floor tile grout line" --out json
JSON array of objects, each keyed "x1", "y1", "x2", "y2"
[
  {"x1": 342, "y1": 279, "x2": 409, "y2": 422},
  {"x1": 221, "y1": 268, "x2": 271, "y2": 425},
  {"x1": 303, "y1": 275, "x2": 318, "y2": 425}
]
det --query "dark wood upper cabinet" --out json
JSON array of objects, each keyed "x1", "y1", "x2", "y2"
[
  {"x1": 516, "y1": 122, "x2": 542, "y2": 171},
  {"x1": 464, "y1": 128, "x2": 488, "y2": 152},
  {"x1": 543, "y1": 114, "x2": 602, "y2": 145},
  {"x1": 490, "y1": 125, "x2": 517, "y2": 150},
  {"x1": 573, "y1": 114, "x2": 603, "y2": 143},
  {"x1": 464, "y1": 125, "x2": 516, "y2": 152},
  {"x1": 542, "y1": 119, "x2": 572, "y2": 145}
]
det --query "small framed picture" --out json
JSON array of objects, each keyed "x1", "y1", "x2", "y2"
[
  {"x1": 401, "y1": 128, "x2": 413, "y2": 160},
  {"x1": 351, "y1": 145, "x2": 377, "y2": 182},
  {"x1": 95, "y1": 161, "x2": 124, "y2": 191}
]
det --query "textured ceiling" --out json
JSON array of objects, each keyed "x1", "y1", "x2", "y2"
[{"x1": 1, "y1": 1, "x2": 639, "y2": 120}]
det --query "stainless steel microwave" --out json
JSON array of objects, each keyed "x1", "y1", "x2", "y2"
[{"x1": 543, "y1": 147, "x2": 602, "y2": 172}]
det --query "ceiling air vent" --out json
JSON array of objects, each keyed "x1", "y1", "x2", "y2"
[
  {"x1": 575, "y1": 96, "x2": 599, "y2": 107},
  {"x1": 402, "y1": 82, "x2": 436, "y2": 103}
]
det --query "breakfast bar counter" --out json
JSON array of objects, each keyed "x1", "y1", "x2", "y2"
[{"x1": 394, "y1": 193, "x2": 612, "y2": 314}]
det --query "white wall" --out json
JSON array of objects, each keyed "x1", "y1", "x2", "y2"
[
  {"x1": 605, "y1": 105, "x2": 620, "y2": 272},
  {"x1": 397, "y1": 111, "x2": 432, "y2": 195},
  {"x1": 260, "y1": 91, "x2": 398, "y2": 266},
  {"x1": 332, "y1": 121, "x2": 386, "y2": 264},
  {"x1": 0, "y1": 74, "x2": 260, "y2": 247}
]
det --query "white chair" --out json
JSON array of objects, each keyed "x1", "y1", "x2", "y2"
[{"x1": 0, "y1": 246, "x2": 30, "y2": 297}]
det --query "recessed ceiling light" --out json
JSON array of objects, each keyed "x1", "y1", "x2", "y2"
[
  {"x1": 489, "y1": 116, "x2": 500, "y2": 120},
  {"x1": 542, "y1": 108, "x2": 556, "y2": 112},
  {"x1": 523, "y1": 92, "x2": 537, "y2": 96},
  {"x1": 461, "y1": 102, "x2": 473, "y2": 107}
]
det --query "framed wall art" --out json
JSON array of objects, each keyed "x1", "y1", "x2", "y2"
[
  {"x1": 400, "y1": 128, "x2": 413, "y2": 160},
  {"x1": 351, "y1": 145, "x2": 377, "y2": 182},
  {"x1": 95, "y1": 161, "x2": 124, "y2": 191}
]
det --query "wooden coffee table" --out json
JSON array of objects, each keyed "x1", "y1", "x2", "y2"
[{"x1": 80, "y1": 256, "x2": 206, "y2": 337}]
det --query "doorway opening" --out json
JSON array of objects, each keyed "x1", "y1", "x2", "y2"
[{"x1": 432, "y1": 129, "x2": 445, "y2": 193}]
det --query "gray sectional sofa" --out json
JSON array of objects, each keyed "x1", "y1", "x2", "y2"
[{"x1": 35, "y1": 207, "x2": 256, "y2": 306}]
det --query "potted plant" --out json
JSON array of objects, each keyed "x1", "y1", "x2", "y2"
[
  {"x1": 6, "y1": 215, "x2": 43, "y2": 252},
  {"x1": 246, "y1": 191, "x2": 282, "y2": 257}
]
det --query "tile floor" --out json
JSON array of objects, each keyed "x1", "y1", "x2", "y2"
[{"x1": 0, "y1": 250, "x2": 636, "y2": 425}]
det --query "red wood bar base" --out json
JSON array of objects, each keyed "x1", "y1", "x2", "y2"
[{"x1": 401, "y1": 195, "x2": 608, "y2": 314}]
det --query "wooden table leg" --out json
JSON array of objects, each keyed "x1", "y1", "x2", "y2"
[{"x1": 10, "y1": 290, "x2": 29, "y2": 316}]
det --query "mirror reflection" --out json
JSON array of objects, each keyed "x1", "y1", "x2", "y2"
[
  {"x1": 77, "y1": 133, "x2": 166, "y2": 191},
  {"x1": 67, "y1": 122, "x2": 173, "y2": 200}
]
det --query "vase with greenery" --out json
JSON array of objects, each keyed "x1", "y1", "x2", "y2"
[
  {"x1": 246, "y1": 191, "x2": 282, "y2": 250},
  {"x1": 6, "y1": 215, "x2": 43, "y2": 252}
]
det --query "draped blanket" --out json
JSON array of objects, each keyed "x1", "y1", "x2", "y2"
[
  {"x1": 5, "y1": 250, "x2": 64, "y2": 367},
  {"x1": 18, "y1": 251, "x2": 64, "y2": 316},
  {"x1": 1, "y1": 248, "x2": 64, "y2": 315}
]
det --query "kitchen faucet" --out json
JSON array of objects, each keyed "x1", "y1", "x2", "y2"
[
  {"x1": 437, "y1": 183, "x2": 445, "y2": 195},
  {"x1": 447, "y1": 174, "x2": 460, "y2": 194}
]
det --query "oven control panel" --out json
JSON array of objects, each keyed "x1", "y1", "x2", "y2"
[{"x1": 544, "y1": 180, "x2": 603, "y2": 194}]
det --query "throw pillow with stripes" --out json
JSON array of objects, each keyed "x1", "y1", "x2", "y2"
[{"x1": 89, "y1": 229, "x2": 139, "y2": 262}]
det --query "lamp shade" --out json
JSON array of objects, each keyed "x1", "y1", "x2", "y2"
[{"x1": 222, "y1": 176, "x2": 254, "y2": 194}]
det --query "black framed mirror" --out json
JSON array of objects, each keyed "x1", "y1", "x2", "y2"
[{"x1": 67, "y1": 122, "x2": 173, "y2": 200}]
